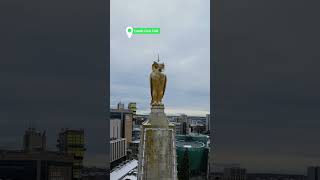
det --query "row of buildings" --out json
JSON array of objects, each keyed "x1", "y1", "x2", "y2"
[
  {"x1": 109, "y1": 102, "x2": 320, "y2": 180},
  {"x1": 0, "y1": 128, "x2": 85, "y2": 180},
  {"x1": 110, "y1": 102, "x2": 211, "y2": 179}
]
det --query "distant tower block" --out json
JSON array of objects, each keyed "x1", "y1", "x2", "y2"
[
  {"x1": 23, "y1": 128, "x2": 46, "y2": 152},
  {"x1": 138, "y1": 60, "x2": 177, "y2": 180},
  {"x1": 57, "y1": 129, "x2": 85, "y2": 180},
  {"x1": 128, "y1": 102, "x2": 137, "y2": 115}
]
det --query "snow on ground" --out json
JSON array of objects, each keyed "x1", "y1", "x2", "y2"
[
  {"x1": 110, "y1": 159, "x2": 138, "y2": 180},
  {"x1": 121, "y1": 175, "x2": 137, "y2": 180}
]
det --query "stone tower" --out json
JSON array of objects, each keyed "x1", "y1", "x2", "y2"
[
  {"x1": 137, "y1": 105, "x2": 177, "y2": 180},
  {"x1": 137, "y1": 60, "x2": 177, "y2": 180}
]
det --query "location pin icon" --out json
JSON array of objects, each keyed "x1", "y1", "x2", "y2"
[{"x1": 126, "y1": 26, "x2": 133, "y2": 38}]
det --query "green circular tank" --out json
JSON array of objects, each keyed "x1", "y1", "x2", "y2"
[{"x1": 176, "y1": 134, "x2": 209, "y2": 172}]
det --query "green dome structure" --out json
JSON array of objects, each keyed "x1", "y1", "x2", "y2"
[{"x1": 176, "y1": 134, "x2": 209, "y2": 176}]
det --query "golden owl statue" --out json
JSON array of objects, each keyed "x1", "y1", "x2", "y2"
[{"x1": 150, "y1": 61, "x2": 167, "y2": 106}]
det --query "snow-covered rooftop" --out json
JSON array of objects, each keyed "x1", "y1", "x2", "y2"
[
  {"x1": 121, "y1": 175, "x2": 137, "y2": 180},
  {"x1": 110, "y1": 159, "x2": 138, "y2": 180}
]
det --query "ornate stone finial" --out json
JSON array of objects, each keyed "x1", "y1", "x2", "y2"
[{"x1": 150, "y1": 57, "x2": 167, "y2": 106}]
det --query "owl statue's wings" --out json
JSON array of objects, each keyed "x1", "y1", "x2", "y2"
[
  {"x1": 162, "y1": 74, "x2": 167, "y2": 98},
  {"x1": 150, "y1": 74, "x2": 153, "y2": 102}
]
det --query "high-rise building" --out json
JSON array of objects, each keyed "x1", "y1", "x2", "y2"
[
  {"x1": 110, "y1": 118, "x2": 127, "y2": 168},
  {"x1": 177, "y1": 114, "x2": 189, "y2": 135},
  {"x1": 110, "y1": 104, "x2": 133, "y2": 169},
  {"x1": 223, "y1": 167, "x2": 247, "y2": 180},
  {"x1": 128, "y1": 102, "x2": 137, "y2": 115},
  {"x1": 110, "y1": 138, "x2": 127, "y2": 168},
  {"x1": 182, "y1": 122, "x2": 188, "y2": 135},
  {"x1": 110, "y1": 119, "x2": 121, "y2": 139},
  {"x1": 23, "y1": 128, "x2": 46, "y2": 152},
  {"x1": 129, "y1": 126, "x2": 141, "y2": 159},
  {"x1": 308, "y1": 166, "x2": 320, "y2": 180},
  {"x1": 188, "y1": 116, "x2": 207, "y2": 125},
  {"x1": 132, "y1": 127, "x2": 141, "y2": 141},
  {"x1": 174, "y1": 122, "x2": 182, "y2": 134},
  {"x1": 57, "y1": 129, "x2": 85, "y2": 180},
  {"x1": 111, "y1": 106, "x2": 133, "y2": 144},
  {"x1": 117, "y1": 102, "x2": 125, "y2": 110}
]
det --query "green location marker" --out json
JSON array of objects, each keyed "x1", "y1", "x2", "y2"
[
  {"x1": 126, "y1": 26, "x2": 133, "y2": 38},
  {"x1": 126, "y1": 26, "x2": 160, "y2": 38}
]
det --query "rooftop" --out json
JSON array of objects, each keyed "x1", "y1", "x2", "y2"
[
  {"x1": 176, "y1": 140, "x2": 205, "y2": 148},
  {"x1": 111, "y1": 108, "x2": 132, "y2": 113},
  {"x1": 110, "y1": 159, "x2": 138, "y2": 180}
]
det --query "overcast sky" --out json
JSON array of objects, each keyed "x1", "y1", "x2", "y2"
[{"x1": 110, "y1": 0, "x2": 210, "y2": 116}]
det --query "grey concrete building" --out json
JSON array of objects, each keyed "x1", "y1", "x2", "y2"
[
  {"x1": 23, "y1": 128, "x2": 46, "y2": 152},
  {"x1": 0, "y1": 150, "x2": 74, "y2": 180}
]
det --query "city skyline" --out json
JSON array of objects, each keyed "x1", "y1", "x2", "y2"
[{"x1": 110, "y1": 103, "x2": 209, "y2": 117}]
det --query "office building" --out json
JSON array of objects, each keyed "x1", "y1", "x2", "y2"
[
  {"x1": 190, "y1": 124, "x2": 206, "y2": 134},
  {"x1": 110, "y1": 138, "x2": 127, "y2": 168},
  {"x1": 177, "y1": 114, "x2": 189, "y2": 135},
  {"x1": 110, "y1": 106, "x2": 130, "y2": 168},
  {"x1": 129, "y1": 126, "x2": 141, "y2": 159},
  {"x1": 174, "y1": 122, "x2": 182, "y2": 134},
  {"x1": 188, "y1": 116, "x2": 207, "y2": 125},
  {"x1": 128, "y1": 102, "x2": 137, "y2": 115},
  {"x1": 23, "y1": 128, "x2": 46, "y2": 152},
  {"x1": 0, "y1": 150, "x2": 74, "y2": 180},
  {"x1": 182, "y1": 121, "x2": 188, "y2": 135},
  {"x1": 117, "y1": 102, "x2": 125, "y2": 110},
  {"x1": 167, "y1": 115, "x2": 180, "y2": 123},
  {"x1": 178, "y1": 114, "x2": 188, "y2": 123},
  {"x1": 132, "y1": 127, "x2": 141, "y2": 141},
  {"x1": 110, "y1": 119, "x2": 121, "y2": 139},
  {"x1": 57, "y1": 129, "x2": 86, "y2": 180},
  {"x1": 308, "y1": 166, "x2": 320, "y2": 180},
  {"x1": 111, "y1": 105, "x2": 133, "y2": 144}
]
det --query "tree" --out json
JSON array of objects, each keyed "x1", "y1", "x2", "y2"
[{"x1": 178, "y1": 148, "x2": 190, "y2": 180}]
